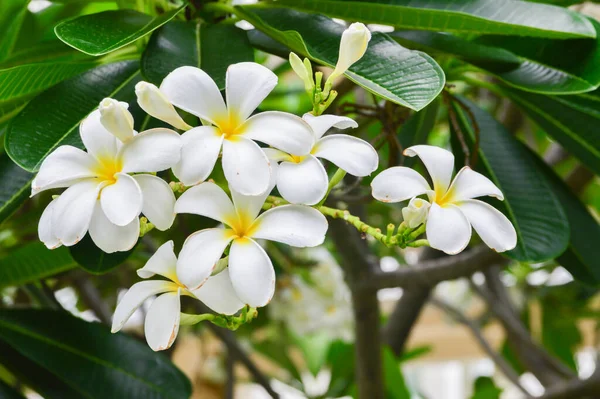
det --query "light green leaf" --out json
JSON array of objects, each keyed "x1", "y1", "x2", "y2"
[
  {"x1": 235, "y1": 5, "x2": 444, "y2": 111},
  {"x1": 383, "y1": 347, "x2": 410, "y2": 399},
  {"x1": 274, "y1": 0, "x2": 595, "y2": 39},
  {"x1": 55, "y1": 6, "x2": 185, "y2": 56},
  {"x1": 0, "y1": 154, "x2": 33, "y2": 224}
]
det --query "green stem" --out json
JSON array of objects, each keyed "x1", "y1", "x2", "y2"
[
  {"x1": 317, "y1": 168, "x2": 346, "y2": 206},
  {"x1": 203, "y1": 2, "x2": 234, "y2": 14},
  {"x1": 318, "y1": 205, "x2": 386, "y2": 243},
  {"x1": 406, "y1": 239, "x2": 429, "y2": 248}
]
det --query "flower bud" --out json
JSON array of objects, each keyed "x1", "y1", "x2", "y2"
[
  {"x1": 330, "y1": 22, "x2": 371, "y2": 81},
  {"x1": 135, "y1": 81, "x2": 192, "y2": 131},
  {"x1": 402, "y1": 198, "x2": 430, "y2": 228},
  {"x1": 289, "y1": 52, "x2": 314, "y2": 93},
  {"x1": 99, "y1": 98, "x2": 134, "y2": 142}
]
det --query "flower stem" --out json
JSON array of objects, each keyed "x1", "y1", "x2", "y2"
[{"x1": 317, "y1": 168, "x2": 347, "y2": 206}]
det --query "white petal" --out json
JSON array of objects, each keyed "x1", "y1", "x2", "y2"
[
  {"x1": 32, "y1": 146, "x2": 98, "y2": 195},
  {"x1": 133, "y1": 174, "x2": 176, "y2": 231},
  {"x1": 242, "y1": 111, "x2": 314, "y2": 155},
  {"x1": 135, "y1": 81, "x2": 191, "y2": 131},
  {"x1": 98, "y1": 98, "x2": 135, "y2": 143},
  {"x1": 331, "y1": 22, "x2": 371, "y2": 79},
  {"x1": 192, "y1": 268, "x2": 245, "y2": 315},
  {"x1": 111, "y1": 280, "x2": 178, "y2": 333},
  {"x1": 80, "y1": 109, "x2": 119, "y2": 160},
  {"x1": 120, "y1": 128, "x2": 181, "y2": 173},
  {"x1": 88, "y1": 201, "x2": 140, "y2": 253},
  {"x1": 145, "y1": 290, "x2": 181, "y2": 351},
  {"x1": 263, "y1": 148, "x2": 293, "y2": 162},
  {"x1": 230, "y1": 167, "x2": 277, "y2": 223},
  {"x1": 38, "y1": 198, "x2": 61, "y2": 249},
  {"x1": 222, "y1": 136, "x2": 271, "y2": 195},
  {"x1": 426, "y1": 202, "x2": 472, "y2": 255},
  {"x1": 160, "y1": 66, "x2": 227, "y2": 125},
  {"x1": 137, "y1": 240, "x2": 178, "y2": 281},
  {"x1": 251, "y1": 205, "x2": 328, "y2": 247},
  {"x1": 371, "y1": 167, "x2": 431, "y2": 203},
  {"x1": 51, "y1": 179, "x2": 102, "y2": 246},
  {"x1": 404, "y1": 145, "x2": 454, "y2": 194},
  {"x1": 177, "y1": 228, "x2": 233, "y2": 290},
  {"x1": 313, "y1": 134, "x2": 378, "y2": 176},
  {"x1": 172, "y1": 126, "x2": 223, "y2": 186},
  {"x1": 303, "y1": 113, "x2": 358, "y2": 140},
  {"x1": 226, "y1": 62, "x2": 277, "y2": 123},
  {"x1": 175, "y1": 182, "x2": 236, "y2": 225},
  {"x1": 99, "y1": 173, "x2": 142, "y2": 226},
  {"x1": 456, "y1": 200, "x2": 517, "y2": 252},
  {"x1": 229, "y1": 238, "x2": 275, "y2": 307},
  {"x1": 277, "y1": 156, "x2": 328, "y2": 205},
  {"x1": 446, "y1": 167, "x2": 504, "y2": 201}
]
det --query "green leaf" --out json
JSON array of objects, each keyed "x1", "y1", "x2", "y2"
[
  {"x1": 471, "y1": 376, "x2": 502, "y2": 399},
  {"x1": 0, "y1": 98, "x2": 29, "y2": 125},
  {"x1": 142, "y1": 21, "x2": 254, "y2": 89},
  {"x1": 0, "y1": 379, "x2": 26, "y2": 399},
  {"x1": 253, "y1": 339, "x2": 302, "y2": 383},
  {"x1": 0, "y1": 309, "x2": 192, "y2": 399},
  {"x1": 235, "y1": 6, "x2": 444, "y2": 111},
  {"x1": 0, "y1": 154, "x2": 33, "y2": 224},
  {"x1": 0, "y1": 242, "x2": 77, "y2": 289},
  {"x1": 326, "y1": 340, "x2": 355, "y2": 397},
  {"x1": 382, "y1": 347, "x2": 410, "y2": 399},
  {"x1": 5, "y1": 60, "x2": 141, "y2": 172},
  {"x1": 293, "y1": 331, "x2": 331, "y2": 376},
  {"x1": 452, "y1": 96, "x2": 570, "y2": 262},
  {"x1": 398, "y1": 97, "x2": 440, "y2": 166},
  {"x1": 70, "y1": 234, "x2": 137, "y2": 274},
  {"x1": 0, "y1": 0, "x2": 30, "y2": 61},
  {"x1": 55, "y1": 6, "x2": 185, "y2": 56},
  {"x1": 273, "y1": 0, "x2": 596, "y2": 39},
  {"x1": 502, "y1": 87, "x2": 600, "y2": 175}
]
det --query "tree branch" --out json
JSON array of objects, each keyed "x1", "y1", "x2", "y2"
[
  {"x1": 382, "y1": 287, "x2": 430, "y2": 356},
  {"x1": 71, "y1": 272, "x2": 112, "y2": 325},
  {"x1": 536, "y1": 368, "x2": 600, "y2": 399}
]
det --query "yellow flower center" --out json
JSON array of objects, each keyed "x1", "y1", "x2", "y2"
[
  {"x1": 93, "y1": 156, "x2": 123, "y2": 185},
  {"x1": 225, "y1": 209, "x2": 259, "y2": 240},
  {"x1": 290, "y1": 155, "x2": 306, "y2": 163},
  {"x1": 216, "y1": 115, "x2": 245, "y2": 140}
]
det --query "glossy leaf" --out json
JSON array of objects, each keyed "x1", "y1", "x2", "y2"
[
  {"x1": 70, "y1": 234, "x2": 137, "y2": 274},
  {"x1": 235, "y1": 6, "x2": 444, "y2": 111},
  {"x1": 452, "y1": 97, "x2": 569, "y2": 262},
  {"x1": 0, "y1": 309, "x2": 192, "y2": 399},
  {"x1": 0, "y1": 242, "x2": 77, "y2": 289},
  {"x1": 142, "y1": 21, "x2": 254, "y2": 88},
  {"x1": 0, "y1": 154, "x2": 33, "y2": 224},
  {"x1": 5, "y1": 60, "x2": 141, "y2": 172},
  {"x1": 503, "y1": 88, "x2": 600, "y2": 175},
  {"x1": 55, "y1": 6, "x2": 185, "y2": 56},
  {"x1": 0, "y1": 0, "x2": 29, "y2": 61},
  {"x1": 274, "y1": 0, "x2": 595, "y2": 39}
]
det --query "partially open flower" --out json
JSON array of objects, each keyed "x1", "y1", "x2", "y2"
[
  {"x1": 402, "y1": 197, "x2": 430, "y2": 228},
  {"x1": 329, "y1": 22, "x2": 371, "y2": 81}
]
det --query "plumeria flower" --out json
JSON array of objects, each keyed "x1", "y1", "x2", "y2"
[
  {"x1": 135, "y1": 62, "x2": 314, "y2": 195},
  {"x1": 328, "y1": 22, "x2": 371, "y2": 83},
  {"x1": 174, "y1": 181, "x2": 328, "y2": 307},
  {"x1": 264, "y1": 113, "x2": 378, "y2": 205},
  {"x1": 371, "y1": 145, "x2": 517, "y2": 254},
  {"x1": 112, "y1": 241, "x2": 244, "y2": 351},
  {"x1": 32, "y1": 99, "x2": 181, "y2": 253}
]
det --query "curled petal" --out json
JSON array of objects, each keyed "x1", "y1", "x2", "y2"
[
  {"x1": 38, "y1": 198, "x2": 61, "y2": 249},
  {"x1": 457, "y1": 200, "x2": 517, "y2": 252},
  {"x1": 263, "y1": 148, "x2": 293, "y2": 163},
  {"x1": 242, "y1": 111, "x2": 314, "y2": 155},
  {"x1": 145, "y1": 290, "x2": 181, "y2": 351},
  {"x1": 226, "y1": 62, "x2": 277, "y2": 123},
  {"x1": 251, "y1": 205, "x2": 328, "y2": 247},
  {"x1": 371, "y1": 167, "x2": 430, "y2": 203},
  {"x1": 313, "y1": 134, "x2": 378, "y2": 176},
  {"x1": 172, "y1": 126, "x2": 223, "y2": 186},
  {"x1": 100, "y1": 173, "x2": 142, "y2": 226},
  {"x1": 135, "y1": 81, "x2": 191, "y2": 131},
  {"x1": 222, "y1": 136, "x2": 271, "y2": 196},
  {"x1": 276, "y1": 156, "x2": 328, "y2": 205},
  {"x1": 426, "y1": 203, "x2": 472, "y2": 255},
  {"x1": 330, "y1": 22, "x2": 371, "y2": 79},
  {"x1": 80, "y1": 109, "x2": 119, "y2": 160},
  {"x1": 446, "y1": 167, "x2": 504, "y2": 202},
  {"x1": 404, "y1": 145, "x2": 454, "y2": 194},
  {"x1": 229, "y1": 238, "x2": 275, "y2": 307},
  {"x1": 133, "y1": 174, "x2": 176, "y2": 231},
  {"x1": 137, "y1": 240, "x2": 178, "y2": 281},
  {"x1": 303, "y1": 113, "x2": 358, "y2": 140},
  {"x1": 98, "y1": 98, "x2": 135, "y2": 142},
  {"x1": 192, "y1": 268, "x2": 245, "y2": 315},
  {"x1": 175, "y1": 182, "x2": 235, "y2": 225},
  {"x1": 89, "y1": 201, "x2": 139, "y2": 253},
  {"x1": 32, "y1": 146, "x2": 97, "y2": 195},
  {"x1": 120, "y1": 128, "x2": 181, "y2": 173}
]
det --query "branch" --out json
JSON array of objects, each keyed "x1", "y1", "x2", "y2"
[
  {"x1": 382, "y1": 287, "x2": 430, "y2": 356},
  {"x1": 536, "y1": 368, "x2": 600, "y2": 399},
  {"x1": 71, "y1": 272, "x2": 112, "y2": 325}
]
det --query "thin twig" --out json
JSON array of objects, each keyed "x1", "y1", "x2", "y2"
[
  {"x1": 225, "y1": 343, "x2": 235, "y2": 399},
  {"x1": 443, "y1": 90, "x2": 471, "y2": 167},
  {"x1": 71, "y1": 272, "x2": 112, "y2": 325}
]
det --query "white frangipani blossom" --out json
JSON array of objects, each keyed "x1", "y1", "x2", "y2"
[
  {"x1": 111, "y1": 241, "x2": 244, "y2": 351},
  {"x1": 264, "y1": 113, "x2": 378, "y2": 205},
  {"x1": 136, "y1": 62, "x2": 314, "y2": 195},
  {"x1": 174, "y1": 181, "x2": 328, "y2": 307},
  {"x1": 32, "y1": 99, "x2": 181, "y2": 253},
  {"x1": 402, "y1": 197, "x2": 430, "y2": 228},
  {"x1": 371, "y1": 145, "x2": 517, "y2": 255},
  {"x1": 329, "y1": 22, "x2": 371, "y2": 81}
]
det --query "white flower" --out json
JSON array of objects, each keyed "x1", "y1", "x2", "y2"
[
  {"x1": 402, "y1": 197, "x2": 430, "y2": 228},
  {"x1": 111, "y1": 241, "x2": 244, "y2": 351},
  {"x1": 135, "y1": 82, "x2": 192, "y2": 131},
  {"x1": 329, "y1": 22, "x2": 371, "y2": 81},
  {"x1": 174, "y1": 181, "x2": 328, "y2": 306},
  {"x1": 32, "y1": 99, "x2": 181, "y2": 253},
  {"x1": 137, "y1": 62, "x2": 314, "y2": 195},
  {"x1": 264, "y1": 113, "x2": 378, "y2": 205},
  {"x1": 371, "y1": 145, "x2": 517, "y2": 254}
]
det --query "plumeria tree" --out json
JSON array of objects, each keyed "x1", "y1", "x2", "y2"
[{"x1": 0, "y1": 0, "x2": 599, "y2": 398}]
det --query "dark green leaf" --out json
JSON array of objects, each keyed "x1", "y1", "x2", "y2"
[
  {"x1": 503, "y1": 87, "x2": 600, "y2": 175},
  {"x1": 70, "y1": 234, "x2": 137, "y2": 274},
  {"x1": 0, "y1": 309, "x2": 192, "y2": 399},
  {"x1": 273, "y1": 0, "x2": 596, "y2": 39},
  {"x1": 235, "y1": 6, "x2": 444, "y2": 111},
  {"x1": 142, "y1": 21, "x2": 254, "y2": 88},
  {"x1": 0, "y1": 379, "x2": 26, "y2": 399},
  {"x1": 452, "y1": 96, "x2": 570, "y2": 262},
  {"x1": 0, "y1": 0, "x2": 30, "y2": 61},
  {"x1": 326, "y1": 340, "x2": 355, "y2": 397},
  {"x1": 5, "y1": 60, "x2": 141, "y2": 172},
  {"x1": 0, "y1": 154, "x2": 33, "y2": 224},
  {"x1": 382, "y1": 347, "x2": 410, "y2": 399},
  {"x1": 55, "y1": 6, "x2": 185, "y2": 56},
  {"x1": 471, "y1": 376, "x2": 502, "y2": 399},
  {"x1": 540, "y1": 300, "x2": 580, "y2": 370},
  {"x1": 0, "y1": 242, "x2": 77, "y2": 289},
  {"x1": 398, "y1": 97, "x2": 440, "y2": 166}
]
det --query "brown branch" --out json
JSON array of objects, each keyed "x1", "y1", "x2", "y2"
[
  {"x1": 71, "y1": 272, "x2": 112, "y2": 325},
  {"x1": 452, "y1": 94, "x2": 481, "y2": 167},
  {"x1": 383, "y1": 287, "x2": 430, "y2": 356},
  {"x1": 536, "y1": 368, "x2": 600, "y2": 399}
]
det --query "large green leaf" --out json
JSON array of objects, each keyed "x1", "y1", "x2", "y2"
[
  {"x1": 0, "y1": 154, "x2": 33, "y2": 224},
  {"x1": 55, "y1": 6, "x2": 185, "y2": 56},
  {"x1": 235, "y1": 6, "x2": 444, "y2": 111},
  {"x1": 0, "y1": 379, "x2": 25, "y2": 399},
  {"x1": 452, "y1": 97, "x2": 569, "y2": 262},
  {"x1": 70, "y1": 234, "x2": 137, "y2": 274},
  {"x1": 0, "y1": 0, "x2": 30, "y2": 61},
  {"x1": 142, "y1": 21, "x2": 254, "y2": 88},
  {"x1": 503, "y1": 87, "x2": 600, "y2": 175},
  {"x1": 273, "y1": 0, "x2": 595, "y2": 39},
  {"x1": 398, "y1": 97, "x2": 440, "y2": 166},
  {"x1": 0, "y1": 242, "x2": 77, "y2": 289},
  {"x1": 5, "y1": 60, "x2": 141, "y2": 172},
  {"x1": 0, "y1": 309, "x2": 192, "y2": 399},
  {"x1": 382, "y1": 347, "x2": 410, "y2": 399}
]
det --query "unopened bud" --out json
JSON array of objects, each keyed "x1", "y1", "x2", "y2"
[
  {"x1": 99, "y1": 98, "x2": 135, "y2": 142},
  {"x1": 329, "y1": 22, "x2": 371, "y2": 81},
  {"x1": 289, "y1": 52, "x2": 314, "y2": 93},
  {"x1": 402, "y1": 198, "x2": 430, "y2": 228},
  {"x1": 135, "y1": 81, "x2": 192, "y2": 131}
]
